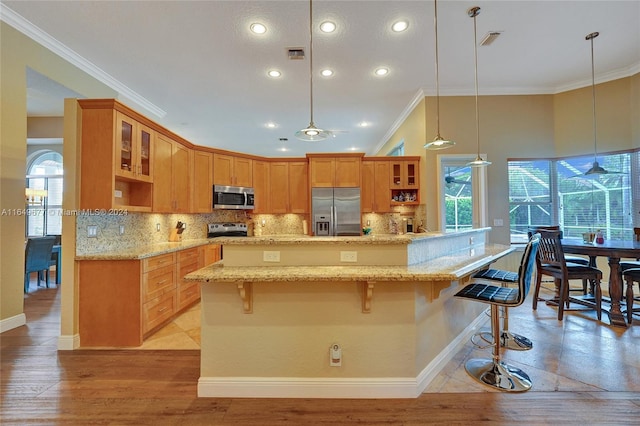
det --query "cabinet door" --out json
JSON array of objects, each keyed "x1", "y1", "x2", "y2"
[
  {"x1": 309, "y1": 157, "x2": 335, "y2": 187},
  {"x1": 115, "y1": 112, "x2": 137, "y2": 181},
  {"x1": 234, "y1": 157, "x2": 253, "y2": 187},
  {"x1": 153, "y1": 134, "x2": 174, "y2": 212},
  {"x1": 173, "y1": 142, "x2": 191, "y2": 212},
  {"x1": 390, "y1": 159, "x2": 419, "y2": 188},
  {"x1": 136, "y1": 122, "x2": 154, "y2": 182},
  {"x1": 270, "y1": 162, "x2": 290, "y2": 213},
  {"x1": 335, "y1": 156, "x2": 361, "y2": 187},
  {"x1": 252, "y1": 160, "x2": 270, "y2": 213},
  {"x1": 373, "y1": 161, "x2": 392, "y2": 212},
  {"x1": 192, "y1": 150, "x2": 213, "y2": 213},
  {"x1": 361, "y1": 161, "x2": 374, "y2": 213},
  {"x1": 289, "y1": 161, "x2": 309, "y2": 214},
  {"x1": 213, "y1": 153, "x2": 234, "y2": 186}
]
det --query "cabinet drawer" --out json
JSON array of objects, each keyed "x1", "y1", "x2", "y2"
[
  {"x1": 179, "y1": 258, "x2": 199, "y2": 279},
  {"x1": 177, "y1": 281, "x2": 200, "y2": 311},
  {"x1": 143, "y1": 264, "x2": 175, "y2": 301},
  {"x1": 178, "y1": 247, "x2": 199, "y2": 263},
  {"x1": 143, "y1": 291, "x2": 175, "y2": 335},
  {"x1": 143, "y1": 252, "x2": 175, "y2": 273}
]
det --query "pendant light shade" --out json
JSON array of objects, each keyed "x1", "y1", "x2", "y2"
[
  {"x1": 424, "y1": 0, "x2": 455, "y2": 150},
  {"x1": 296, "y1": 0, "x2": 329, "y2": 141},
  {"x1": 466, "y1": 6, "x2": 491, "y2": 168},
  {"x1": 584, "y1": 31, "x2": 608, "y2": 175}
]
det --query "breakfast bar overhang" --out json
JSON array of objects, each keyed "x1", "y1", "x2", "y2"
[{"x1": 185, "y1": 228, "x2": 513, "y2": 399}]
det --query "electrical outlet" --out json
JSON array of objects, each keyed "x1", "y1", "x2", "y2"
[
  {"x1": 263, "y1": 251, "x2": 280, "y2": 262},
  {"x1": 340, "y1": 251, "x2": 357, "y2": 262},
  {"x1": 119, "y1": 225, "x2": 125, "y2": 235},
  {"x1": 329, "y1": 344, "x2": 342, "y2": 367},
  {"x1": 156, "y1": 223, "x2": 161, "y2": 232},
  {"x1": 493, "y1": 218, "x2": 504, "y2": 227},
  {"x1": 87, "y1": 225, "x2": 98, "y2": 238}
]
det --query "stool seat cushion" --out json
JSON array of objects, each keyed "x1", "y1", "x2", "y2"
[
  {"x1": 455, "y1": 283, "x2": 519, "y2": 305},
  {"x1": 621, "y1": 261, "x2": 640, "y2": 273},
  {"x1": 473, "y1": 269, "x2": 518, "y2": 283},
  {"x1": 623, "y1": 268, "x2": 640, "y2": 279}
]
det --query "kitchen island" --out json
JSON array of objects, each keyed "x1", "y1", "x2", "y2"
[{"x1": 186, "y1": 228, "x2": 513, "y2": 398}]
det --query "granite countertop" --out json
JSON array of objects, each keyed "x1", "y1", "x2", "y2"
[
  {"x1": 75, "y1": 239, "x2": 213, "y2": 260},
  {"x1": 185, "y1": 243, "x2": 512, "y2": 283},
  {"x1": 215, "y1": 227, "x2": 491, "y2": 245}
]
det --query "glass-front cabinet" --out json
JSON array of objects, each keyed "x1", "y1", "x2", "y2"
[
  {"x1": 389, "y1": 158, "x2": 420, "y2": 206},
  {"x1": 115, "y1": 111, "x2": 153, "y2": 183}
]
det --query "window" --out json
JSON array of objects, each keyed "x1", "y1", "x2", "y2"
[
  {"x1": 387, "y1": 141, "x2": 404, "y2": 156},
  {"x1": 509, "y1": 151, "x2": 637, "y2": 243},
  {"x1": 26, "y1": 151, "x2": 63, "y2": 237}
]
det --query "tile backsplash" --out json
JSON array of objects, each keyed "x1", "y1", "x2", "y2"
[{"x1": 76, "y1": 206, "x2": 425, "y2": 255}]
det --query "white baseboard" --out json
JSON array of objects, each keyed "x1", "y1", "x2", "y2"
[
  {"x1": 198, "y1": 312, "x2": 487, "y2": 399},
  {"x1": 0, "y1": 313, "x2": 26, "y2": 333},
  {"x1": 57, "y1": 334, "x2": 80, "y2": 350}
]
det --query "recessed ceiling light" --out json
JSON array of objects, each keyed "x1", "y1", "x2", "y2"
[
  {"x1": 278, "y1": 147, "x2": 289, "y2": 152},
  {"x1": 320, "y1": 69, "x2": 334, "y2": 77},
  {"x1": 320, "y1": 21, "x2": 336, "y2": 33},
  {"x1": 267, "y1": 70, "x2": 281, "y2": 78},
  {"x1": 250, "y1": 23, "x2": 267, "y2": 34},
  {"x1": 374, "y1": 67, "x2": 389, "y2": 76},
  {"x1": 266, "y1": 122, "x2": 277, "y2": 128},
  {"x1": 358, "y1": 121, "x2": 370, "y2": 127},
  {"x1": 391, "y1": 20, "x2": 409, "y2": 32}
]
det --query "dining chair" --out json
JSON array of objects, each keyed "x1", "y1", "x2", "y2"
[
  {"x1": 623, "y1": 268, "x2": 640, "y2": 324},
  {"x1": 24, "y1": 236, "x2": 57, "y2": 293},
  {"x1": 454, "y1": 233, "x2": 540, "y2": 392},
  {"x1": 533, "y1": 230, "x2": 603, "y2": 321},
  {"x1": 620, "y1": 227, "x2": 640, "y2": 274},
  {"x1": 528, "y1": 226, "x2": 591, "y2": 303},
  {"x1": 46, "y1": 234, "x2": 61, "y2": 284}
]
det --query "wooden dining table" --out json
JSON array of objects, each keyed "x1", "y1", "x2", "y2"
[{"x1": 562, "y1": 238, "x2": 640, "y2": 327}]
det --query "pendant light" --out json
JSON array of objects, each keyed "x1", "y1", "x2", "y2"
[
  {"x1": 466, "y1": 6, "x2": 491, "y2": 168},
  {"x1": 424, "y1": 0, "x2": 455, "y2": 150},
  {"x1": 584, "y1": 32, "x2": 608, "y2": 175},
  {"x1": 295, "y1": 0, "x2": 330, "y2": 141}
]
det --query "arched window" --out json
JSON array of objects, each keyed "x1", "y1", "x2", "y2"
[{"x1": 26, "y1": 150, "x2": 63, "y2": 236}]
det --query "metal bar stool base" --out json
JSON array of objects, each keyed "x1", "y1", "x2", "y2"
[
  {"x1": 501, "y1": 331, "x2": 533, "y2": 351},
  {"x1": 464, "y1": 358, "x2": 532, "y2": 392}
]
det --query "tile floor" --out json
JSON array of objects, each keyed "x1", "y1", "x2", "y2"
[{"x1": 137, "y1": 284, "x2": 640, "y2": 393}]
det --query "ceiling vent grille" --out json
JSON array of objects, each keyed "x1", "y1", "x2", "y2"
[
  {"x1": 480, "y1": 31, "x2": 502, "y2": 46},
  {"x1": 287, "y1": 47, "x2": 305, "y2": 60}
]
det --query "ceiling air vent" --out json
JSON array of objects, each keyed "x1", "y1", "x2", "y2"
[
  {"x1": 480, "y1": 31, "x2": 503, "y2": 46},
  {"x1": 287, "y1": 47, "x2": 305, "y2": 60}
]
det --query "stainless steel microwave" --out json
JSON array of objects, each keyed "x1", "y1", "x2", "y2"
[{"x1": 213, "y1": 185, "x2": 255, "y2": 210}]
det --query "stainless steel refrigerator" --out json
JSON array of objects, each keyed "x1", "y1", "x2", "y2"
[{"x1": 311, "y1": 187, "x2": 361, "y2": 236}]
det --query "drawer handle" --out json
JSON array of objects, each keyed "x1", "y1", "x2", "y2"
[
  {"x1": 158, "y1": 307, "x2": 169, "y2": 313},
  {"x1": 157, "y1": 279, "x2": 168, "y2": 284}
]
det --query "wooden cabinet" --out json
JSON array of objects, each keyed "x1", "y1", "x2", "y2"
[
  {"x1": 78, "y1": 101, "x2": 153, "y2": 212},
  {"x1": 192, "y1": 150, "x2": 213, "y2": 213},
  {"x1": 308, "y1": 154, "x2": 363, "y2": 187},
  {"x1": 213, "y1": 153, "x2": 253, "y2": 187},
  {"x1": 361, "y1": 160, "x2": 392, "y2": 213},
  {"x1": 269, "y1": 160, "x2": 308, "y2": 214},
  {"x1": 389, "y1": 157, "x2": 420, "y2": 206},
  {"x1": 114, "y1": 111, "x2": 154, "y2": 183},
  {"x1": 153, "y1": 134, "x2": 191, "y2": 212},
  {"x1": 252, "y1": 160, "x2": 270, "y2": 213},
  {"x1": 78, "y1": 246, "x2": 212, "y2": 347}
]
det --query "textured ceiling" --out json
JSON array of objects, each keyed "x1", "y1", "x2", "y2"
[{"x1": 5, "y1": 0, "x2": 640, "y2": 157}]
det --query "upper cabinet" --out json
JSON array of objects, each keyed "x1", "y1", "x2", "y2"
[
  {"x1": 252, "y1": 160, "x2": 270, "y2": 214},
  {"x1": 78, "y1": 100, "x2": 153, "y2": 212},
  {"x1": 213, "y1": 153, "x2": 253, "y2": 187},
  {"x1": 308, "y1": 153, "x2": 363, "y2": 187},
  {"x1": 192, "y1": 150, "x2": 213, "y2": 213},
  {"x1": 269, "y1": 160, "x2": 309, "y2": 214},
  {"x1": 115, "y1": 111, "x2": 153, "y2": 183},
  {"x1": 361, "y1": 160, "x2": 392, "y2": 213},
  {"x1": 389, "y1": 157, "x2": 420, "y2": 206},
  {"x1": 153, "y1": 134, "x2": 191, "y2": 213}
]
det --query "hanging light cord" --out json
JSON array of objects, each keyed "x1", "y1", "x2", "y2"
[
  {"x1": 308, "y1": 0, "x2": 315, "y2": 127},
  {"x1": 434, "y1": 0, "x2": 441, "y2": 137},
  {"x1": 588, "y1": 32, "x2": 599, "y2": 163},
  {"x1": 471, "y1": 7, "x2": 480, "y2": 158}
]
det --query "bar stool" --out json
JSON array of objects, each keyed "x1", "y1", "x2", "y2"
[
  {"x1": 454, "y1": 233, "x2": 540, "y2": 392},
  {"x1": 623, "y1": 268, "x2": 640, "y2": 324},
  {"x1": 472, "y1": 268, "x2": 532, "y2": 351}
]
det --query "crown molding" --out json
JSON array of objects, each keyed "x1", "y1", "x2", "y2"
[
  {"x1": 0, "y1": 4, "x2": 166, "y2": 118},
  {"x1": 373, "y1": 88, "x2": 425, "y2": 155}
]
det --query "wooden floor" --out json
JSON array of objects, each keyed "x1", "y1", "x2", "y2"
[{"x1": 2, "y1": 280, "x2": 640, "y2": 425}]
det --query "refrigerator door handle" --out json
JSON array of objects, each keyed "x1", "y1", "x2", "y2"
[{"x1": 331, "y1": 205, "x2": 336, "y2": 236}]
